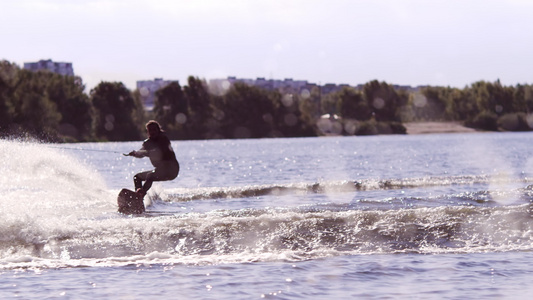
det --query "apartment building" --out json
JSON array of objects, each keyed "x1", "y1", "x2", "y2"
[{"x1": 23, "y1": 59, "x2": 74, "y2": 76}]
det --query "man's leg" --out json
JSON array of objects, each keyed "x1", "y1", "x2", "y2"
[
  {"x1": 134, "y1": 164, "x2": 179, "y2": 195},
  {"x1": 141, "y1": 166, "x2": 179, "y2": 193},
  {"x1": 141, "y1": 171, "x2": 158, "y2": 193},
  {"x1": 134, "y1": 170, "x2": 153, "y2": 191},
  {"x1": 135, "y1": 170, "x2": 163, "y2": 194}
]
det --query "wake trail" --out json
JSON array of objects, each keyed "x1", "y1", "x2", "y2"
[{"x1": 164, "y1": 174, "x2": 532, "y2": 202}]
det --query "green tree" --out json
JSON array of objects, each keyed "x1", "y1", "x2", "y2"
[
  {"x1": 516, "y1": 84, "x2": 533, "y2": 113},
  {"x1": 337, "y1": 87, "x2": 371, "y2": 120},
  {"x1": 413, "y1": 87, "x2": 447, "y2": 121},
  {"x1": 132, "y1": 89, "x2": 148, "y2": 133},
  {"x1": 90, "y1": 81, "x2": 141, "y2": 141},
  {"x1": 468, "y1": 110, "x2": 498, "y2": 131},
  {"x1": 469, "y1": 80, "x2": 514, "y2": 116},
  {"x1": 45, "y1": 73, "x2": 94, "y2": 140},
  {"x1": 297, "y1": 86, "x2": 321, "y2": 134},
  {"x1": 271, "y1": 91, "x2": 315, "y2": 137},
  {"x1": 153, "y1": 81, "x2": 187, "y2": 137},
  {"x1": 363, "y1": 80, "x2": 408, "y2": 122},
  {"x1": 218, "y1": 82, "x2": 277, "y2": 138},
  {"x1": 11, "y1": 70, "x2": 62, "y2": 138},
  {"x1": 320, "y1": 92, "x2": 339, "y2": 116},
  {"x1": 0, "y1": 60, "x2": 19, "y2": 133},
  {"x1": 513, "y1": 84, "x2": 528, "y2": 113},
  {"x1": 1, "y1": 62, "x2": 95, "y2": 141},
  {"x1": 445, "y1": 87, "x2": 476, "y2": 121},
  {"x1": 183, "y1": 77, "x2": 212, "y2": 139}
]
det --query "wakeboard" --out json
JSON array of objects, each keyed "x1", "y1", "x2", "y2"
[{"x1": 117, "y1": 188, "x2": 145, "y2": 214}]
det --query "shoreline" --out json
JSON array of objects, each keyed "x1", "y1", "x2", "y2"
[{"x1": 403, "y1": 122, "x2": 478, "y2": 134}]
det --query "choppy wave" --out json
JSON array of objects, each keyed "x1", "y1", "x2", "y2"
[{"x1": 3, "y1": 203, "x2": 533, "y2": 270}]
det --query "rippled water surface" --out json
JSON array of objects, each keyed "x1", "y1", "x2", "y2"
[{"x1": 2, "y1": 132, "x2": 533, "y2": 299}]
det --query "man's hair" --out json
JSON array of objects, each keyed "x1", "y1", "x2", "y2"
[{"x1": 146, "y1": 120, "x2": 163, "y2": 132}]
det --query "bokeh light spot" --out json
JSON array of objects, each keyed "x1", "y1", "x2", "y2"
[
  {"x1": 373, "y1": 97, "x2": 385, "y2": 110},
  {"x1": 344, "y1": 121, "x2": 357, "y2": 135},
  {"x1": 104, "y1": 122, "x2": 114, "y2": 131},
  {"x1": 175, "y1": 113, "x2": 187, "y2": 124},
  {"x1": 413, "y1": 93, "x2": 427, "y2": 108},
  {"x1": 284, "y1": 113, "x2": 298, "y2": 126},
  {"x1": 140, "y1": 87, "x2": 150, "y2": 97},
  {"x1": 263, "y1": 113, "x2": 273, "y2": 123},
  {"x1": 527, "y1": 114, "x2": 533, "y2": 128},
  {"x1": 282, "y1": 94, "x2": 294, "y2": 107},
  {"x1": 222, "y1": 80, "x2": 231, "y2": 90},
  {"x1": 300, "y1": 89, "x2": 310, "y2": 99}
]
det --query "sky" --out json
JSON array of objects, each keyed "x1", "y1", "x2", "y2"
[{"x1": 1, "y1": 0, "x2": 532, "y2": 92}]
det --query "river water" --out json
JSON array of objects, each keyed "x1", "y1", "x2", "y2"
[{"x1": 2, "y1": 132, "x2": 533, "y2": 299}]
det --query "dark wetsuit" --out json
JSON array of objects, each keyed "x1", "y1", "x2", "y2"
[{"x1": 133, "y1": 134, "x2": 179, "y2": 193}]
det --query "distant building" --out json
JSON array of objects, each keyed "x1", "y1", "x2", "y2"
[
  {"x1": 210, "y1": 76, "x2": 424, "y2": 96},
  {"x1": 321, "y1": 83, "x2": 343, "y2": 95},
  {"x1": 209, "y1": 76, "x2": 313, "y2": 95},
  {"x1": 136, "y1": 78, "x2": 178, "y2": 110},
  {"x1": 23, "y1": 59, "x2": 74, "y2": 76}
]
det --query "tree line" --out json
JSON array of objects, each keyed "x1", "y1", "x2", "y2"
[{"x1": 1, "y1": 60, "x2": 533, "y2": 142}]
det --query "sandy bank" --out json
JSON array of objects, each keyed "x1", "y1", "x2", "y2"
[{"x1": 404, "y1": 122, "x2": 478, "y2": 134}]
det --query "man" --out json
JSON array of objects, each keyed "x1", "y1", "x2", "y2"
[{"x1": 128, "y1": 120, "x2": 179, "y2": 197}]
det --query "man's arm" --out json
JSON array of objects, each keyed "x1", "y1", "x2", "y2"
[{"x1": 128, "y1": 146, "x2": 149, "y2": 158}]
